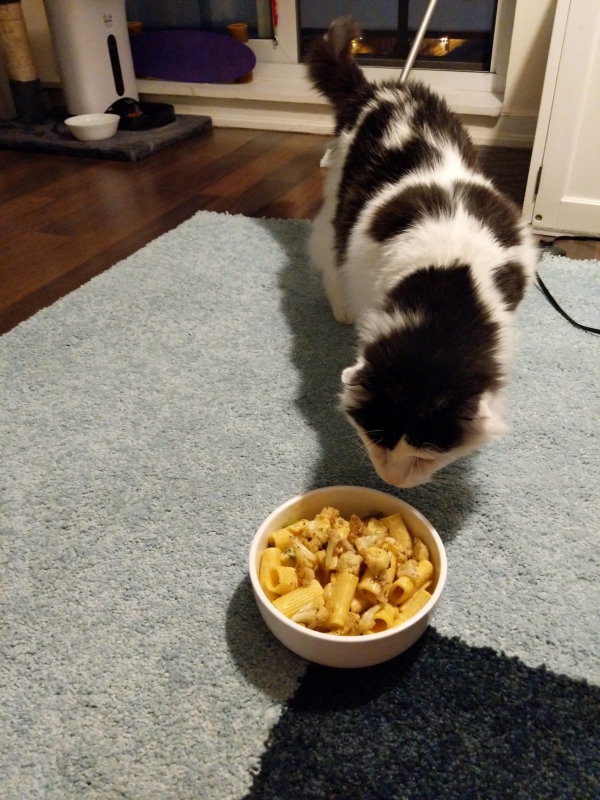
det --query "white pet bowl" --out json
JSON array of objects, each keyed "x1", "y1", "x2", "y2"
[
  {"x1": 64, "y1": 113, "x2": 120, "y2": 142},
  {"x1": 249, "y1": 486, "x2": 447, "y2": 668}
]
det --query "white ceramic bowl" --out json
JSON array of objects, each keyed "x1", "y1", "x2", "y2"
[
  {"x1": 249, "y1": 486, "x2": 447, "y2": 668},
  {"x1": 64, "y1": 113, "x2": 120, "y2": 142}
]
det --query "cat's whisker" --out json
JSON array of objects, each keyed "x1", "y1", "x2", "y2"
[
  {"x1": 429, "y1": 476, "x2": 458, "y2": 489},
  {"x1": 426, "y1": 454, "x2": 446, "y2": 469},
  {"x1": 408, "y1": 456, "x2": 417, "y2": 485},
  {"x1": 339, "y1": 431, "x2": 365, "y2": 442}
]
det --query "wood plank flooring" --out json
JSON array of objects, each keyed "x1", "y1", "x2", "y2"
[{"x1": 0, "y1": 127, "x2": 597, "y2": 334}]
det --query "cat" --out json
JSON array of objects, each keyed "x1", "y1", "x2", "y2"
[{"x1": 306, "y1": 17, "x2": 539, "y2": 489}]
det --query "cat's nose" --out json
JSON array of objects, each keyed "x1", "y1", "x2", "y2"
[
  {"x1": 380, "y1": 457, "x2": 433, "y2": 489},
  {"x1": 380, "y1": 463, "x2": 416, "y2": 488}
]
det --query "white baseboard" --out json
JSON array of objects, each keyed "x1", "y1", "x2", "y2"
[
  {"x1": 42, "y1": 65, "x2": 537, "y2": 149},
  {"x1": 461, "y1": 113, "x2": 537, "y2": 148},
  {"x1": 137, "y1": 74, "x2": 536, "y2": 148},
  {"x1": 139, "y1": 91, "x2": 336, "y2": 136}
]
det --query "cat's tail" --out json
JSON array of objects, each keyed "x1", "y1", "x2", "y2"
[{"x1": 306, "y1": 18, "x2": 371, "y2": 121}]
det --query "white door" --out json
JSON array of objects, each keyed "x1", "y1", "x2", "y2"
[{"x1": 524, "y1": 0, "x2": 600, "y2": 236}]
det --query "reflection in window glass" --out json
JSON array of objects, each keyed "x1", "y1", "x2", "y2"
[
  {"x1": 299, "y1": 0, "x2": 498, "y2": 71},
  {"x1": 125, "y1": 0, "x2": 273, "y2": 39}
]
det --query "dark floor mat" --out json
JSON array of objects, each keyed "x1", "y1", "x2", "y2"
[{"x1": 0, "y1": 108, "x2": 212, "y2": 162}]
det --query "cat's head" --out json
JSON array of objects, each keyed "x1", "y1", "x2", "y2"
[{"x1": 340, "y1": 309, "x2": 509, "y2": 488}]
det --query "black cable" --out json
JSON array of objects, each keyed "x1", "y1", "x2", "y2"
[
  {"x1": 536, "y1": 236, "x2": 600, "y2": 335},
  {"x1": 535, "y1": 272, "x2": 600, "y2": 335},
  {"x1": 542, "y1": 234, "x2": 600, "y2": 242}
]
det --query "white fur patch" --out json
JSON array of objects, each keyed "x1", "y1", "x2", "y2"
[
  {"x1": 381, "y1": 110, "x2": 413, "y2": 151},
  {"x1": 374, "y1": 86, "x2": 405, "y2": 105},
  {"x1": 359, "y1": 307, "x2": 425, "y2": 344},
  {"x1": 340, "y1": 357, "x2": 372, "y2": 410}
]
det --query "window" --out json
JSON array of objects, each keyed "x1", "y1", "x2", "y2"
[
  {"x1": 127, "y1": 0, "x2": 517, "y2": 109},
  {"x1": 125, "y1": 1, "x2": 273, "y2": 38},
  {"x1": 298, "y1": 0, "x2": 499, "y2": 72},
  {"x1": 257, "y1": 0, "x2": 516, "y2": 98}
]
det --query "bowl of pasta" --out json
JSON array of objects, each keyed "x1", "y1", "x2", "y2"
[{"x1": 249, "y1": 485, "x2": 447, "y2": 668}]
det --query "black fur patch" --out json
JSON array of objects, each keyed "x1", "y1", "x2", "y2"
[
  {"x1": 369, "y1": 183, "x2": 454, "y2": 242},
  {"x1": 457, "y1": 181, "x2": 522, "y2": 248},
  {"x1": 335, "y1": 104, "x2": 442, "y2": 262},
  {"x1": 405, "y1": 81, "x2": 479, "y2": 170},
  {"x1": 369, "y1": 178, "x2": 524, "y2": 249},
  {"x1": 346, "y1": 265, "x2": 501, "y2": 452},
  {"x1": 493, "y1": 261, "x2": 527, "y2": 311}
]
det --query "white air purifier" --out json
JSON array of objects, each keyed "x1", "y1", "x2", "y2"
[{"x1": 43, "y1": 0, "x2": 139, "y2": 116}]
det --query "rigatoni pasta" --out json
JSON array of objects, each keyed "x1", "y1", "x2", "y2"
[{"x1": 259, "y1": 507, "x2": 435, "y2": 636}]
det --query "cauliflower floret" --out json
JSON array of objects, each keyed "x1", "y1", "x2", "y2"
[
  {"x1": 315, "y1": 549, "x2": 327, "y2": 571},
  {"x1": 290, "y1": 535, "x2": 318, "y2": 570},
  {"x1": 396, "y1": 558, "x2": 419, "y2": 581},
  {"x1": 306, "y1": 532, "x2": 329, "y2": 553},
  {"x1": 357, "y1": 603, "x2": 383, "y2": 633},
  {"x1": 297, "y1": 567, "x2": 315, "y2": 587},
  {"x1": 322, "y1": 582, "x2": 334, "y2": 609},
  {"x1": 301, "y1": 508, "x2": 338, "y2": 552},
  {"x1": 286, "y1": 519, "x2": 310, "y2": 536},
  {"x1": 363, "y1": 546, "x2": 390, "y2": 579},
  {"x1": 384, "y1": 537, "x2": 408, "y2": 564},
  {"x1": 317, "y1": 507, "x2": 339, "y2": 524},
  {"x1": 412, "y1": 538, "x2": 429, "y2": 562},
  {"x1": 354, "y1": 529, "x2": 387, "y2": 558},
  {"x1": 325, "y1": 528, "x2": 344, "y2": 572},
  {"x1": 332, "y1": 515, "x2": 351, "y2": 539},
  {"x1": 291, "y1": 596, "x2": 329, "y2": 629},
  {"x1": 336, "y1": 550, "x2": 363, "y2": 576},
  {"x1": 366, "y1": 518, "x2": 388, "y2": 539},
  {"x1": 348, "y1": 514, "x2": 366, "y2": 543},
  {"x1": 305, "y1": 524, "x2": 330, "y2": 552}
]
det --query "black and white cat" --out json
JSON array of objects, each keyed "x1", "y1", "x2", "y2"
[{"x1": 307, "y1": 18, "x2": 538, "y2": 489}]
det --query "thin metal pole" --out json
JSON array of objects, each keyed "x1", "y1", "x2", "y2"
[{"x1": 399, "y1": 0, "x2": 440, "y2": 84}]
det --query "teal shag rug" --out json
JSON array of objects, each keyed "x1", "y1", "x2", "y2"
[{"x1": 1, "y1": 212, "x2": 599, "y2": 799}]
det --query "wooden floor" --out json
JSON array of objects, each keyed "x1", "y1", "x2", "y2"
[{"x1": 0, "y1": 127, "x2": 598, "y2": 334}]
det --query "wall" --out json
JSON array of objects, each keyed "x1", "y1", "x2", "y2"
[{"x1": 502, "y1": 0, "x2": 558, "y2": 118}]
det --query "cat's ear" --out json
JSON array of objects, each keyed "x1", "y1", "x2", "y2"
[
  {"x1": 341, "y1": 357, "x2": 366, "y2": 387},
  {"x1": 468, "y1": 394, "x2": 510, "y2": 440},
  {"x1": 475, "y1": 398, "x2": 492, "y2": 419},
  {"x1": 460, "y1": 395, "x2": 493, "y2": 422},
  {"x1": 340, "y1": 358, "x2": 371, "y2": 410}
]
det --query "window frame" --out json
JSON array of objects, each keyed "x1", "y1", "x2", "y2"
[{"x1": 247, "y1": 0, "x2": 516, "y2": 94}]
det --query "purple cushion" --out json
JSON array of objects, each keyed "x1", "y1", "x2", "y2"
[{"x1": 130, "y1": 30, "x2": 256, "y2": 83}]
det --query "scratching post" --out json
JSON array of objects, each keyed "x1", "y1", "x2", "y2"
[{"x1": 0, "y1": 0, "x2": 45, "y2": 122}]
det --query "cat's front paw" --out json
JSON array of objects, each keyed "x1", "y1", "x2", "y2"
[
  {"x1": 330, "y1": 301, "x2": 355, "y2": 325},
  {"x1": 324, "y1": 282, "x2": 354, "y2": 323},
  {"x1": 323, "y1": 273, "x2": 354, "y2": 324}
]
